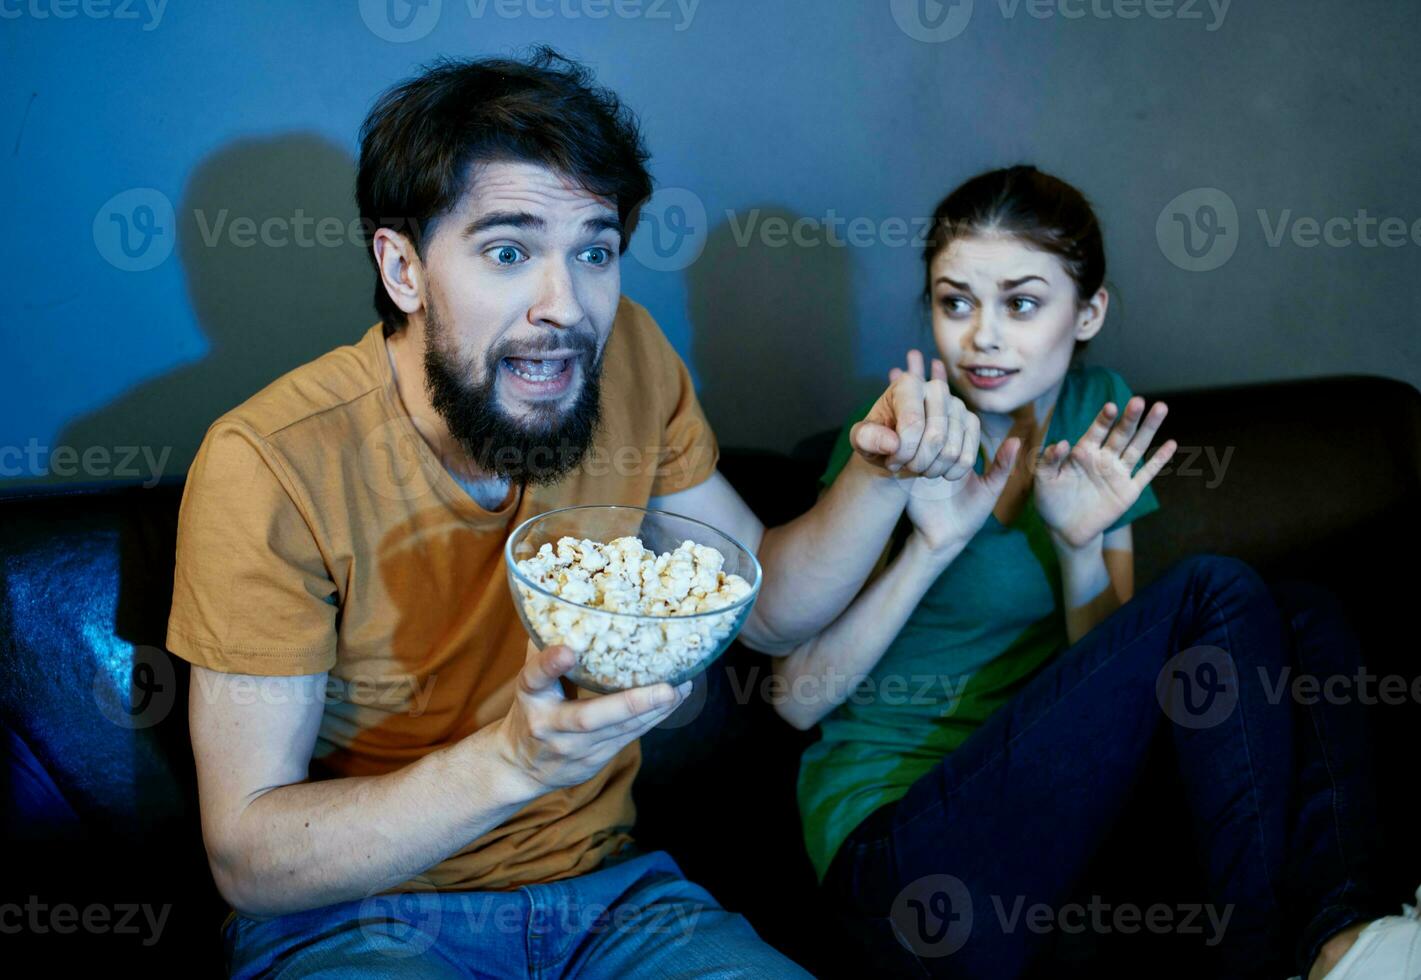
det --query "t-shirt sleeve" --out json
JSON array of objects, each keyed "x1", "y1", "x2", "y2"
[
  {"x1": 646, "y1": 325, "x2": 721, "y2": 499},
  {"x1": 166, "y1": 421, "x2": 339, "y2": 676},
  {"x1": 1100, "y1": 368, "x2": 1161, "y2": 534}
]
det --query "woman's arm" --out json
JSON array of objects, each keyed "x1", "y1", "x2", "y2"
[
  {"x1": 771, "y1": 530, "x2": 965, "y2": 730},
  {"x1": 1054, "y1": 525, "x2": 1135, "y2": 645}
]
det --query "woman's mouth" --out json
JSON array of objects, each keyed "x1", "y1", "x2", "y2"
[
  {"x1": 961, "y1": 365, "x2": 1020, "y2": 390},
  {"x1": 500, "y1": 356, "x2": 576, "y2": 399}
]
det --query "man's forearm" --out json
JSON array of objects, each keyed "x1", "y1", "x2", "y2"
[
  {"x1": 742, "y1": 454, "x2": 908, "y2": 654},
  {"x1": 773, "y1": 531, "x2": 963, "y2": 729},
  {"x1": 212, "y1": 724, "x2": 540, "y2": 919}
]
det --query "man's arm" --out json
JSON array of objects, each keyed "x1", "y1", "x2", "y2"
[
  {"x1": 652, "y1": 353, "x2": 982, "y2": 655},
  {"x1": 191, "y1": 644, "x2": 687, "y2": 919},
  {"x1": 651, "y1": 457, "x2": 908, "y2": 655}
]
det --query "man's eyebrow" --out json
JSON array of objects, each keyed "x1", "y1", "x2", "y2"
[
  {"x1": 462, "y1": 211, "x2": 543, "y2": 238},
  {"x1": 460, "y1": 211, "x2": 623, "y2": 239}
]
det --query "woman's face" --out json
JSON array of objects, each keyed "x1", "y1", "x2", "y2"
[{"x1": 929, "y1": 232, "x2": 1106, "y2": 418}]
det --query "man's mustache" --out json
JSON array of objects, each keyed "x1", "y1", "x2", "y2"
[{"x1": 488, "y1": 332, "x2": 600, "y2": 364}]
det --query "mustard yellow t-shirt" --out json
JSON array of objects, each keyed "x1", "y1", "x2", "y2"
[{"x1": 166, "y1": 295, "x2": 720, "y2": 893}]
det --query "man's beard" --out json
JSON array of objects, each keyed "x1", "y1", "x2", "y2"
[{"x1": 422, "y1": 299, "x2": 604, "y2": 487}]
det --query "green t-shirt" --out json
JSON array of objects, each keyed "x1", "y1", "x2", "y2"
[{"x1": 797, "y1": 364, "x2": 1160, "y2": 881}]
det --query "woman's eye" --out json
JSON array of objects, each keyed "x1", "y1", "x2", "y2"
[
  {"x1": 940, "y1": 296, "x2": 971, "y2": 315},
  {"x1": 579, "y1": 246, "x2": 612, "y2": 266},
  {"x1": 489, "y1": 245, "x2": 525, "y2": 266},
  {"x1": 1008, "y1": 296, "x2": 1039, "y2": 315}
]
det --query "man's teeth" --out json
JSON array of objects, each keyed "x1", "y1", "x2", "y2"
[{"x1": 505, "y1": 357, "x2": 569, "y2": 381}]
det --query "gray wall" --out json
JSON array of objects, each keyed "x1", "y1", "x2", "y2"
[{"x1": 4, "y1": 0, "x2": 1418, "y2": 487}]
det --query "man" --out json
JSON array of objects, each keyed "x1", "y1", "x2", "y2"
[{"x1": 169, "y1": 48, "x2": 992, "y2": 977}]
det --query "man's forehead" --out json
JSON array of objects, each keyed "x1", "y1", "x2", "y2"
[{"x1": 458, "y1": 160, "x2": 616, "y2": 223}]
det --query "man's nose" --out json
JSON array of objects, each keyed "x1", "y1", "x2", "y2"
[{"x1": 527, "y1": 260, "x2": 586, "y2": 330}]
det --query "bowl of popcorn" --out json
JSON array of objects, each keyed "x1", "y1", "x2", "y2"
[{"x1": 505, "y1": 505, "x2": 762, "y2": 693}]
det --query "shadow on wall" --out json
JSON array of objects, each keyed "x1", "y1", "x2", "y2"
[
  {"x1": 685, "y1": 207, "x2": 868, "y2": 457},
  {"x1": 58, "y1": 134, "x2": 375, "y2": 486}
]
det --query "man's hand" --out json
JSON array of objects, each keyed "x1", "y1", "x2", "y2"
[
  {"x1": 1034, "y1": 397, "x2": 1176, "y2": 549},
  {"x1": 494, "y1": 641, "x2": 690, "y2": 792},
  {"x1": 874, "y1": 352, "x2": 1021, "y2": 552},
  {"x1": 850, "y1": 350, "x2": 981, "y2": 480}
]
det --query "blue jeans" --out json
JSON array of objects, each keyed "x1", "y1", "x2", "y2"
[
  {"x1": 822, "y1": 555, "x2": 1387, "y2": 979},
  {"x1": 224, "y1": 848, "x2": 809, "y2": 978}
]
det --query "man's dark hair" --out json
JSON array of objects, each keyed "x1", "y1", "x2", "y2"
[{"x1": 356, "y1": 46, "x2": 654, "y2": 330}]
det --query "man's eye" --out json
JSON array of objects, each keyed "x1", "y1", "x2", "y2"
[
  {"x1": 489, "y1": 245, "x2": 526, "y2": 265},
  {"x1": 579, "y1": 246, "x2": 612, "y2": 266}
]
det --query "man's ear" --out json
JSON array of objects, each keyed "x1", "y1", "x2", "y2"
[
  {"x1": 373, "y1": 228, "x2": 424, "y2": 316},
  {"x1": 1075, "y1": 287, "x2": 1109, "y2": 343}
]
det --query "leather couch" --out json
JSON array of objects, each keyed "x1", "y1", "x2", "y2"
[{"x1": 4, "y1": 374, "x2": 1418, "y2": 976}]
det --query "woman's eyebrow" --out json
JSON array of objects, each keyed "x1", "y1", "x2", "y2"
[
  {"x1": 1000, "y1": 275, "x2": 1048, "y2": 289},
  {"x1": 935, "y1": 276, "x2": 972, "y2": 291}
]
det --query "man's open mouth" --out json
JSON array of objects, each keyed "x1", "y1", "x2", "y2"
[{"x1": 503, "y1": 357, "x2": 572, "y2": 382}]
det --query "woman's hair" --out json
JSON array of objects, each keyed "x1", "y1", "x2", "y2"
[
  {"x1": 921, "y1": 165, "x2": 1106, "y2": 308},
  {"x1": 356, "y1": 46, "x2": 653, "y2": 330}
]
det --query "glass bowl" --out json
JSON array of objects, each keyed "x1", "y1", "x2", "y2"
[{"x1": 505, "y1": 505, "x2": 762, "y2": 694}]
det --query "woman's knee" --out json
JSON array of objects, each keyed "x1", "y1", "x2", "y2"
[{"x1": 1167, "y1": 553, "x2": 1269, "y2": 604}]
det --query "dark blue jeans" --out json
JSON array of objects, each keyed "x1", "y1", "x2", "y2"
[{"x1": 821, "y1": 555, "x2": 1387, "y2": 979}]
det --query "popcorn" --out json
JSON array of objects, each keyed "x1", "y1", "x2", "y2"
[{"x1": 513, "y1": 535, "x2": 754, "y2": 689}]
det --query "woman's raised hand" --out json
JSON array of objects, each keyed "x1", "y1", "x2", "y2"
[{"x1": 1033, "y1": 397, "x2": 1177, "y2": 549}]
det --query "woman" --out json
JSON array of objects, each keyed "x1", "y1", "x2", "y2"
[{"x1": 775, "y1": 166, "x2": 1417, "y2": 978}]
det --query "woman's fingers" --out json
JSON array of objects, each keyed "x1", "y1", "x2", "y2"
[
  {"x1": 1103, "y1": 397, "x2": 1146, "y2": 455},
  {"x1": 941, "y1": 407, "x2": 979, "y2": 482},
  {"x1": 1039, "y1": 439, "x2": 1071, "y2": 478},
  {"x1": 1120, "y1": 402, "x2": 1169, "y2": 469},
  {"x1": 1082, "y1": 402, "x2": 1118, "y2": 448},
  {"x1": 931, "y1": 358, "x2": 948, "y2": 383},
  {"x1": 905, "y1": 378, "x2": 951, "y2": 474},
  {"x1": 1132, "y1": 440, "x2": 1178, "y2": 489},
  {"x1": 906, "y1": 348, "x2": 927, "y2": 381}
]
